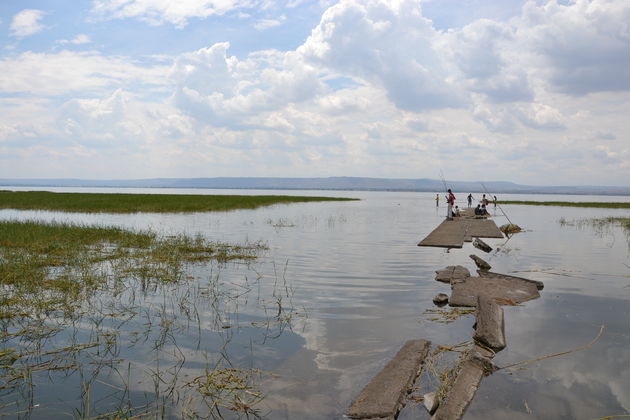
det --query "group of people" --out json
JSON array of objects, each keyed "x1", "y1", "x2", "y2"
[{"x1": 436, "y1": 190, "x2": 497, "y2": 220}]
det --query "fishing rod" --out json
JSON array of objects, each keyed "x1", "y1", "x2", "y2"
[
  {"x1": 481, "y1": 182, "x2": 515, "y2": 227},
  {"x1": 439, "y1": 169, "x2": 448, "y2": 193}
]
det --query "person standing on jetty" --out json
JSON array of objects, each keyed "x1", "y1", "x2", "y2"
[
  {"x1": 446, "y1": 189, "x2": 456, "y2": 220},
  {"x1": 435, "y1": 194, "x2": 439, "y2": 207},
  {"x1": 467, "y1": 193, "x2": 474, "y2": 207}
]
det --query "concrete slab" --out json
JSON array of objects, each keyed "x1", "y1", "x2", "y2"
[
  {"x1": 431, "y1": 359, "x2": 485, "y2": 420},
  {"x1": 473, "y1": 295, "x2": 506, "y2": 352},
  {"x1": 347, "y1": 339, "x2": 431, "y2": 419},
  {"x1": 435, "y1": 265, "x2": 470, "y2": 284},
  {"x1": 477, "y1": 270, "x2": 545, "y2": 290},
  {"x1": 465, "y1": 219, "x2": 504, "y2": 239},
  {"x1": 449, "y1": 276, "x2": 540, "y2": 307},
  {"x1": 419, "y1": 218, "x2": 503, "y2": 248},
  {"x1": 418, "y1": 220, "x2": 466, "y2": 248}
]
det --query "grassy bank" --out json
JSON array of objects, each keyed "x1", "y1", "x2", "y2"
[
  {"x1": 0, "y1": 190, "x2": 356, "y2": 213},
  {"x1": 0, "y1": 220, "x2": 265, "y2": 317},
  {"x1": 499, "y1": 200, "x2": 630, "y2": 208}
]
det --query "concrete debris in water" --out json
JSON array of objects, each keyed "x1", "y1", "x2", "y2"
[
  {"x1": 435, "y1": 265, "x2": 470, "y2": 284},
  {"x1": 449, "y1": 275, "x2": 541, "y2": 307},
  {"x1": 433, "y1": 293, "x2": 449, "y2": 306},
  {"x1": 473, "y1": 295, "x2": 506, "y2": 351},
  {"x1": 469, "y1": 254, "x2": 491, "y2": 271},
  {"x1": 346, "y1": 339, "x2": 431, "y2": 420},
  {"x1": 472, "y1": 238, "x2": 492, "y2": 253}
]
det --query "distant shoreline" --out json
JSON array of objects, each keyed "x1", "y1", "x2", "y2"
[{"x1": 2, "y1": 176, "x2": 630, "y2": 196}]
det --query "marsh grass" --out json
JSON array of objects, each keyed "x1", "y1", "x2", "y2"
[
  {"x1": 500, "y1": 200, "x2": 630, "y2": 209},
  {"x1": 0, "y1": 220, "x2": 278, "y2": 418},
  {"x1": 0, "y1": 191, "x2": 356, "y2": 213},
  {"x1": 0, "y1": 220, "x2": 266, "y2": 317}
]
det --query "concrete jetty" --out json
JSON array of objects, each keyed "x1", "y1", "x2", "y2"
[{"x1": 418, "y1": 209, "x2": 503, "y2": 248}]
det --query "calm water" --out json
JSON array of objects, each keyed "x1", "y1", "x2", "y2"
[{"x1": 1, "y1": 188, "x2": 629, "y2": 419}]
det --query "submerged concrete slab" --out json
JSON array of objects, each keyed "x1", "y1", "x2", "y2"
[
  {"x1": 473, "y1": 295, "x2": 506, "y2": 352},
  {"x1": 347, "y1": 339, "x2": 431, "y2": 419},
  {"x1": 431, "y1": 359, "x2": 485, "y2": 420},
  {"x1": 449, "y1": 276, "x2": 540, "y2": 307},
  {"x1": 435, "y1": 265, "x2": 470, "y2": 284},
  {"x1": 477, "y1": 270, "x2": 545, "y2": 290}
]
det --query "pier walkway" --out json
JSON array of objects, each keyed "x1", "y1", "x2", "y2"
[{"x1": 417, "y1": 208, "x2": 503, "y2": 248}]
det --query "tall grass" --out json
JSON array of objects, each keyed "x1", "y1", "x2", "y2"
[{"x1": 0, "y1": 190, "x2": 356, "y2": 213}]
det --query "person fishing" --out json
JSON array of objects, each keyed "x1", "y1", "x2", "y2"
[
  {"x1": 446, "y1": 189, "x2": 456, "y2": 220},
  {"x1": 435, "y1": 193, "x2": 439, "y2": 207},
  {"x1": 467, "y1": 193, "x2": 474, "y2": 208}
]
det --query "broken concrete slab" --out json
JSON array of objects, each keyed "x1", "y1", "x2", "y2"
[
  {"x1": 473, "y1": 295, "x2": 506, "y2": 352},
  {"x1": 433, "y1": 293, "x2": 449, "y2": 305},
  {"x1": 469, "y1": 254, "x2": 491, "y2": 271},
  {"x1": 435, "y1": 265, "x2": 470, "y2": 284},
  {"x1": 472, "y1": 238, "x2": 492, "y2": 253},
  {"x1": 347, "y1": 339, "x2": 431, "y2": 419},
  {"x1": 477, "y1": 270, "x2": 544, "y2": 290},
  {"x1": 449, "y1": 276, "x2": 540, "y2": 307},
  {"x1": 431, "y1": 359, "x2": 485, "y2": 420}
]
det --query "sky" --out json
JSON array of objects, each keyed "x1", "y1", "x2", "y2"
[{"x1": 0, "y1": 0, "x2": 629, "y2": 186}]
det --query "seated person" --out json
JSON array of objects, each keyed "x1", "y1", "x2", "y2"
[
  {"x1": 480, "y1": 204, "x2": 489, "y2": 215},
  {"x1": 474, "y1": 204, "x2": 482, "y2": 215},
  {"x1": 455, "y1": 206, "x2": 461, "y2": 217}
]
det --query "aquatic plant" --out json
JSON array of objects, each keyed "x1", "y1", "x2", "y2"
[{"x1": 0, "y1": 191, "x2": 356, "y2": 213}]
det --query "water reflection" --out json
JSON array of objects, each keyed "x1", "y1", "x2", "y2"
[{"x1": 0, "y1": 189, "x2": 629, "y2": 418}]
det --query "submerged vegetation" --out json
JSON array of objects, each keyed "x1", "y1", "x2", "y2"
[
  {"x1": 0, "y1": 220, "x2": 265, "y2": 317},
  {"x1": 0, "y1": 220, "x2": 281, "y2": 418},
  {"x1": 0, "y1": 190, "x2": 356, "y2": 213},
  {"x1": 500, "y1": 200, "x2": 630, "y2": 209}
]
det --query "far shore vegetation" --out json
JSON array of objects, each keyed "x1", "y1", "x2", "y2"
[
  {"x1": 0, "y1": 190, "x2": 356, "y2": 213},
  {"x1": 499, "y1": 200, "x2": 630, "y2": 209}
]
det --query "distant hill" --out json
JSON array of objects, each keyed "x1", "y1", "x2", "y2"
[{"x1": 1, "y1": 177, "x2": 629, "y2": 196}]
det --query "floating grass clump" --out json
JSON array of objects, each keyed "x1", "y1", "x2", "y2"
[
  {"x1": 0, "y1": 190, "x2": 356, "y2": 213},
  {"x1": 0, "y1": 220, "x2": 266, "y2": 317},
  {"x1": 500, "y1": 200, "x2": 630, "y2": 209}
]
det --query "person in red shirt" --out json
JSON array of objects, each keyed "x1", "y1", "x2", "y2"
[{"x1": 446, "y1": 189, "x2": 455, "y2": 220}]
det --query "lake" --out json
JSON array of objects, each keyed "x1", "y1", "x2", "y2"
[{"x1": 1, "y1": 187, "x2": 629, "y2": 419}]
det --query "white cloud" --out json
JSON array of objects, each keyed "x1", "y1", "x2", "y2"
[
  {"x1": 91, "y1": 0, "x2": 258, "y2": 28},
  {"x1": 0, "y1": 50, "x2": 169, "y2": 95},
  {"x1": 10, "y1": 9, "x2": 46, "y2": 38},
  {"x1": 57, "y1": 34, "x2": 92, "y2": 45},
  {"x1": 299, "y1": 0, "x2": 466, "y2": 111},
  {"x1": 254, "y1": 15, "x2": 286, "y2": 30},
  {"x1": 517, "y1": 0, "x2": 630, "y2": 95},
  {"x1": 171, "y1": 43, "x2": 325, "y2": 127}
]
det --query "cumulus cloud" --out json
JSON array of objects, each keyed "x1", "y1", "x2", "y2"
[
  {"x1": 10, "y1": 9, "x2": 46, "y2": 38},
  {"x1": 171, "y1": 42, "x2": 325, "y2": 127},
  {"x1": 442, "y1": 18, "x2": 533, "y2": 103},
  {"x1": 518, "y1": 0, "x2": 630, "y2": 95},
  {"x1": 91, "y1": 0, "x2": 258, "y2": 28},
  {"x1": 299, "y1": 0, "x2": 466, "y2": 111}
]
